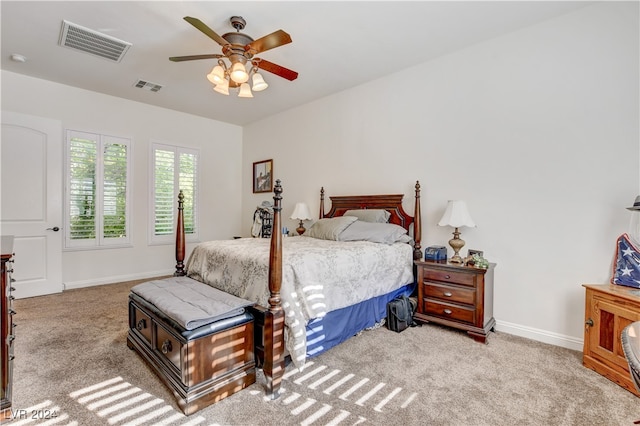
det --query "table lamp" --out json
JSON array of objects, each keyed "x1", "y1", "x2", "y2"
[
  {"x1": 437, "y1": 200, "x2": 476, "y2": 264},
  {"x1": 290, "y1": 202, "x2": 312, "y2": 235}
]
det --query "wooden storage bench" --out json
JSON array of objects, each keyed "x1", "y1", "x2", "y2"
[{"x1": 126, "y1": 277, "x2": 256, "y2": 415}]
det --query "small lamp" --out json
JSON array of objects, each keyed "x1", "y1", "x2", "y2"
[
  {"x1": 290, "y1": 202, "x2": 312, "y2": 235},
  {"x1": 437, "y1": 200, "x2": 476, "y2": 264}
]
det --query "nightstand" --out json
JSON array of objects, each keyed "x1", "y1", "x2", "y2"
[{"x1": 414, "y1": 260, "x2": 495, "y2": 343}]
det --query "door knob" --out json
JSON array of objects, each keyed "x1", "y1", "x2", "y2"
[{"x1": 46, "y1": 226, "x2": 60, "y2": 232}]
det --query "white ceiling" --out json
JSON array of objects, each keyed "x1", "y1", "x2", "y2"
[{"x1": 1, "y1": 1, "x2": 594, "y2": 126}]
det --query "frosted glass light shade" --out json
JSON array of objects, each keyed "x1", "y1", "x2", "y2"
[
  {"x1": 438, "y1": 200, "x2": 476, "y2": 228},
  {"x1": 213, "y1": 79, "x2": 229, "y2": 95},
  {"x1": 290, "y1": 202, "x2": 312, "y2": 221},
  {"x1": 230, "y1": 62, "x2": 249, "y2": 83},
  {"x1": 238, "y1": 83, "x2": 253, "y2": 98},
  {"x1": 206, "y1": 65, "x2": 225, "y2": 85},
  {"x1": 252, "y1": 73, "x2": 268, "y2": 91}
]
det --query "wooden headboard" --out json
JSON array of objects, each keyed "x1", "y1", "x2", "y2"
[{"x1": 318, "y1": 181, "x2": 422, "y2": 260}]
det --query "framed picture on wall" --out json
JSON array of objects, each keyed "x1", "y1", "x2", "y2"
[{"x1": 253, "y1": 159, "x2": 273, "y2": 193}]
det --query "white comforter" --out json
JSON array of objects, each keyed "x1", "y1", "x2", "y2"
[{"x1": 185, "y1": 236, "x2": 413, "y2": 367}]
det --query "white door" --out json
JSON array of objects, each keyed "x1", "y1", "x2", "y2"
[{"x1": 1, "y1": 111, "x2": 63, "y2": 298}]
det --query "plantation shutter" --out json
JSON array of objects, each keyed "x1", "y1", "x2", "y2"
[
  {"x1": 154, "y1": 148, "x2": 175, "y2": 236},
  {"x1": 152, "y1": 143, "x2": 198, "y2": 243},
  {"x1": 68, "y1": 135, "x2": 97, "y2": 242},
  {"x1": 66, "y1": 130, "x2": 130, "y2": 248},
  {"x1": 102, "y1": 138, "x2": 129, "y2": 241}
]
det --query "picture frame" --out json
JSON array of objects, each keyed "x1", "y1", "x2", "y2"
[
  {"x1": 253, "y1": 159, "x2": 273, "y2": 193},
  {"x1": 468, "y1": 249, "x2": 484, "y2": 258}
]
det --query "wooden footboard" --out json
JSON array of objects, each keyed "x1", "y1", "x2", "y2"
[{"x1": 173, "y1": 180, "x2": 421, "y2": 400}]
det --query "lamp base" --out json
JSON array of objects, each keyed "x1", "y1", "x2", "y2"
[
  {"x1": 296, "y1": 220, "x2": 306, "y2": 236},
  {"x1": 448, "y1": 227, "x2": 465, "y2": 264}
]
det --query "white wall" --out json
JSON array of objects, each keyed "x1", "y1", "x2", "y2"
[
  {"x1": 1, "y1": 71, "x2": 243, "y2": 288},
  {"x1": 243, "y1": 2, "x2": 640, "y2": 349}
]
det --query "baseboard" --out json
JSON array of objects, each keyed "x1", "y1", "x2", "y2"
[
  {"x1": 495, "y1": 319, "x2": 583, "y2": 352},
  {"x1": 63, "y1": 269, "x2": 174, "y2": 290}
]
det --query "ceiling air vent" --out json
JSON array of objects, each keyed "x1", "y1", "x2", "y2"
[
  {"x1": 134, "y1": 79, "x2": 163, "y2": 93},
  {"x1": 59, "y1": 20, "x2": 132, "y2": 62}
]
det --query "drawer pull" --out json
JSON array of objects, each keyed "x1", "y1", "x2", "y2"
[
  {"x1": 444, "y1": 275, "x2": 451, "y2": 280},
  {"x1": 443, "y1": 309, "x2": 453, "y2": 315},
  {"x1": 136, "y1": 319, "x2": 147, "y2": 331},
  {"x1": 9, "y1": 355, "x2": 14, "y2": 361},
  {"x1": 443, "y1": 292, "x2": 453, "y2": 297},
  {"x1": 7, "y1": 334, "x2": 15, "y2": 343},
  {"x1": 161, "y1": 339, "x2": 173, "y2": 354},
  {"x1": 8, "y1": 309, "x2": 16, "y2": 316}
]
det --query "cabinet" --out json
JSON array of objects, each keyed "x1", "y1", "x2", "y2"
[
  {"x1": 1, "y1": 236, "x2": 15, "y2": 418},
  {"x1": 583, "y1": 283, "x2": 640, "y2": 396},
  {"x1": 414, "y1": 260, "x2": 495, "y2": 343}
]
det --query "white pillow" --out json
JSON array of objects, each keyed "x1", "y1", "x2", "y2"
[
  {"x1": 306, "y1": 216, "x2": 358, "y2": 240},
  {"x1": 337, "y1": 221, "x2": 410, "y2": 244},
  {"x1": 343, "y1": 209, "x2": 391, "y2": 223}
]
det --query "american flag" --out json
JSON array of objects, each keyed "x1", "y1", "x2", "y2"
[{"x1": 612, "y1": 233, "x2": 640, "y2": 289}]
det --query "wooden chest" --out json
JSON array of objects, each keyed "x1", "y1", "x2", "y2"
[
  {"x1": 583, "y1": 283, "x2": 640, "y2": 397},
  {"x1": 127, "y1": 293, "x2": 256, "y2": 415}
]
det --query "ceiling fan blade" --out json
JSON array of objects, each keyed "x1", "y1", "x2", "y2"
[
  {"x1": 183, "y1": 16, "x2": 228, "y2": 46},
  {"x1": 254, "y1": 59, "x2": 298, "y2": 81},
  {"x1": 246, "y1": 30, "x2": 292, "y2": 55},
  {"x1": 169, "y1": 54, "x2": 224, "y2": 62}
]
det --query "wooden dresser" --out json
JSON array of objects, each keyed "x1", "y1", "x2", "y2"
[
  {"x1": 583, "y1": 283, "x2": 640, "y2": 396},
  {"x1": 414, "y1": 260, "x2": 495, "y2": 343},
  {"x1": 1, "y1": 236, "x2": 15, "y2": 418}
]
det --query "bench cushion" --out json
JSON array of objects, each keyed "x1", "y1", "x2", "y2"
[{"x1": 131, "y1": 276, "x2": 253, "y2": 330}]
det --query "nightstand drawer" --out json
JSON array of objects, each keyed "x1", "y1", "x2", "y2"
[
  {"x1": 423, "y1": 269, "x2": 476, "y2": 287},
  {"x1": 424, "y1": 299, "x2": 475, "y2": 324},
  {"x1": 424, "y1": 282, "x2": 475, "y2": 305}
]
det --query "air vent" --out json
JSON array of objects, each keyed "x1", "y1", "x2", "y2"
[
  {"x1": 134, "y1": 79, "x2": 163, "y2": 93},
  {"x1": 59, "y1": 20, "x2": 131, "y2": 62}
]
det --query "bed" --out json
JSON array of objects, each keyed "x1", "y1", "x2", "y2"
[{"x1": 173, "y1": 180, "x2": 422, "y2": 398}]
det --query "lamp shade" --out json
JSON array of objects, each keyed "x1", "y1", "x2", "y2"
[
  {"x1": 213, "y1": 79, "x2": 229, "y2": 95},
  {"x1": 230, "y1": 62, "x2": 249, "y2": 83},
  {"x1": 252, "y1": 72, "x2": 268, "y2": 91},
  {"x1": 437, "y1": 200, "x2": 476, "y2": 228},
  {"x1": 238, "y1": 83, "x2": 253, "y2": 98},
  {"x1": 290, "y1": 202, "x2": 312, "y2": 221},
  {"x1": 206, "y1": 65, "x2": 225, "y2": 85}
]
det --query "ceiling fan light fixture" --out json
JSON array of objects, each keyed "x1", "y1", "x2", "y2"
[
  {"x1": 207, "y1": 65, "x2": 226, "y2": 85},
  {"x1": 238, "y1": 83, "x2": 253, "y2": 98},
  {"x1": 252, "y1": 72, "x2": 268, "y2": 92},
  {"x1": 213, "y1": 79, "x2": 229, "y2": 95},
  {"x1": 230, "y1": 62, "x2": 249, "y2": 83}
]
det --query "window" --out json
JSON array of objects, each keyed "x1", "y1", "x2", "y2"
[
  {"x1": 65, "y1": 130, "x2": 131, "y2": 249},
  {"x1": 150, "y1": 142, "x2": 198, "y2": 244}
]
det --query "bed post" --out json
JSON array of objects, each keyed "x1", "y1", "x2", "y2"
[
  {"x1": 413, "y1": 181, "x2": 422, "y2": 260},
  {"x1": 319, "y1": 187, "x2": 325, "y2": 218},
  {"x1": 174, "y1": 190, "x2": 186, "y2": 276},
  {"x1": 264, "y1": 179, "x2": 285, "y2": 399}
]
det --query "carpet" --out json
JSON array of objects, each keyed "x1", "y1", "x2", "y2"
[{"x1": 5, "y1": 279, "x2": 639, "y2": 425}]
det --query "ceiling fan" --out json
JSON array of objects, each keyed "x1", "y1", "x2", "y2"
[{"x1": 170, "y1": 16, "x2": 298, "y2": 97}]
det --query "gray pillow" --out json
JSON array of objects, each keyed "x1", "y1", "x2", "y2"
[
  {"x1": 343, "y1": 209, "x2": 391, "y2": 223},
  {"x1": 306, "y1": 216, "x2": 358, "y2": 240},
  {"x1": 337, "y1": 220, "x2": 410, "y2": 244}
]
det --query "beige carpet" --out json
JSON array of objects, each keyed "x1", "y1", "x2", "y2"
[{"x1": 5, "y1": 279, "x2": 639, "y2": 425}]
